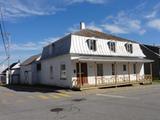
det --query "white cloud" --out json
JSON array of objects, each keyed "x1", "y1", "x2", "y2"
[
  {"x1": 87, "y1": 22, "x2": 103, "y2": 32},
  {"x1": 39, "y1": 37, "x2": 61, "y2": 46},
  {"x1": 0, "y1": 0, "x2": 63, "y2": 19},
  {"x1": 103, "y1": 11, "x2": 146, "y2": 35},
  {"x1": 147, "y1": 19, "x2": 160, "y2": 30},
  {"x1": 0, "y1": 0, "x2": 106, "y2": 20},
  {"x1": 68, "y1": 22, "x2": 103, "y2": 33},
  {"x1": 102, "y1": 24, "x2": 127, "y2": 34},
  {"x1": 0, "y1": 36, "x2": 61, "y2": 52},
  {"x1": 145, "y1": 11, "x2": 157, "y2": 19},
  {"x1": 68, "y1": 24, "x2": 80, "y2": 33},
  {"x1": 66, "y1": 0, "x2": 106, "y2": 4}
]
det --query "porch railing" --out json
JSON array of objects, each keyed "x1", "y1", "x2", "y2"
[{"x1": 72, "y1": 74, "x2": 152, "y2": 89}]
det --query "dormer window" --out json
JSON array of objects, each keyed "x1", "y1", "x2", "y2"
[
  {"x1": 108, "y1": 41, "x2": 116, "y2": 52},
  {"x1": 86, "y1": 39, "x2": 97, "y2": 51},
  {"x1": 125, "y1": 43, "x2": 133, "y2": 53}
]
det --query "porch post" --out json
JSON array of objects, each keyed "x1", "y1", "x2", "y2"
[
  {"x1": 78, "y1": 61, "x2": 82, "y2": 87},
  {"x1": 128, "y1": 62, "x2": 130, "y2": 83},
  {"x1": 115, "y1": 62, "x2": 117, "y2": 86},
  {"x1": 136, "y1": 62, "x2": 138, "y2": 82},
  {"x1": 94, "y1": 62, "x2": 97, "y2": 86},
  {"x1": 150, "y1": 63, "x2": 153, "y2": 82}
]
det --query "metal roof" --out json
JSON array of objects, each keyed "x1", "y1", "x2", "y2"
[
  {"x1": 72, "y1": 29, "x2": 136, "y2": 43},
  {"x1": 21, "y1": 54, "x2": 41, "y2": 66}
]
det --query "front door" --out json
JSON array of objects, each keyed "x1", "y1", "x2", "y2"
[{"x1": 76, "y1": 63, "x2": 88, "y2": 86}]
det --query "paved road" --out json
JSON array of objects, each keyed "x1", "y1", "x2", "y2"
[{"x1": 0, "y1": 84, "x2": 160, "y2": 120}]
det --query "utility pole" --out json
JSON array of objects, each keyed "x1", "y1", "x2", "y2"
[
  {"x1": 0, "y1": 7, "x2": 11, "y2": 85},
  {"x1": 6, "y1": 33, "x2": 11, "y2": 84}
]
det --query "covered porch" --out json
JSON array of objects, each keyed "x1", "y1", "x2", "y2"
[{"x1": 71, "y1": 56, "x2": 153, "y2": 89}]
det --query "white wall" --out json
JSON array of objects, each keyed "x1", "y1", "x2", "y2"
[
  {"x1": 20, "y1": 65, "x2": 32, "y2": 85},
  {"x1": 70, "y1": 35, "x2": 145, "y2": 58},
  {"x1": 40, "y1": 54, "x2": 72, "y2": 88}
]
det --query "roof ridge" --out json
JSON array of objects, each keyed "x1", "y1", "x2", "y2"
[{"x1": 72, "y1": 29, "x2": 135, "y2": 43}]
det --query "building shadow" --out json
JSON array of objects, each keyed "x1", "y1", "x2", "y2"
[{"x1": 3, "y1": 84, "x2": 72, "y2": 93}]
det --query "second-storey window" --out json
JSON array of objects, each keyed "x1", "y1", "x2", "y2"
[
  {"x1": 86, "y1": 39, "x2": 97, "y2": 51},
  {"x1": 108, "y1": 41, "x2": 116, "y2": 52},
  {"x1": 125, "y1": 43, "x2": 133, "y2": 53}
]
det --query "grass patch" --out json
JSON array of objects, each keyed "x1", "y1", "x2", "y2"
[{"x1": 153, "y1": 79, "x2": 160, "y2": 84}]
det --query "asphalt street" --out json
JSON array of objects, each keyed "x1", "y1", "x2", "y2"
[{"x1": 0, "y1": 84, "x2": 160, "y2": 120}]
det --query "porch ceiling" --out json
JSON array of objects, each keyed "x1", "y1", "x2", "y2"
[{"x1": 71, "y1": 56, "x2": 153, "y2": 63}]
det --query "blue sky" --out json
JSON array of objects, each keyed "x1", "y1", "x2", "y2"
[{"x1": 0, "y1": 0, "x2": 160, "y2": 70}]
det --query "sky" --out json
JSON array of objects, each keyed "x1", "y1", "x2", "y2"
[{"x1": 0, "y1": 0, "x2": 160, "y2": 71}]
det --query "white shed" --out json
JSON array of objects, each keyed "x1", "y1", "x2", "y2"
[{"x1": 20, "y1": 54, "x2": 41, "y2": 85}]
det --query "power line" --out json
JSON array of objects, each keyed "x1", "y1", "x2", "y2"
[{"x1": 0, "y1": 7, "x2": 8, "y2": 56}]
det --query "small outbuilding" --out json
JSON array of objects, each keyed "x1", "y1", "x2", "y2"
[{"x1": 20, "y1": 54, "x2": 41, "y2": 85}]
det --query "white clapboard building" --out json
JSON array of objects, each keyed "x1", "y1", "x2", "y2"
[{"x1": 39, "y1": 23, "x2": 153, "y2": 89}]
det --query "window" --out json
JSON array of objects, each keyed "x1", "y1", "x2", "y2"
[
  {"x1": 50, "y1": 66, "x2": 53, "y2": 79},
  {"x1": 112, "y1": 64, "x2": 115, "y2": 75},
  {"x1": 133, "y1": 64, "x2": 136, "y2": 74},
  {"x1": 125, "y1": 43, "x2": 133, "y2": 53},
  {"x1": 86, "y1": 39, "x2": 97, "y2": 51},
  {"x1": 37, "y1": 63, "x2": 41, "y2": 71},
  {"x1": 60, "y1": 64, "x2": 66, "y2": 80},
  {"x1": 108, "y1": 41, "x2": 116, "y2": 52},
  {"x1": 97, "y1": 64, "x2": 103, "y2": 76},
  {"x1": 123, "y1": 65, "x2": 127, "y2": 71}
]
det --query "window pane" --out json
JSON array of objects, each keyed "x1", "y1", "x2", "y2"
[
  {"x1": 87, "y1": 39, "x2": 96, "y2": 51},
  {"x1": 97, "y1": 64, "x2": 103, "y2": 76},
  {"x1": 50, "y1": 66, "x2": 53, "y2": 79},
  {"x1": 133, "y1": 64, "x2": 136, "y2": 74},
  {"x1": 112, "y1": 64, "x2": 115, "y2": 75},
  {"x1": 60, "y1": 64, "x2": 66, "y2": 80},
  {"x1": 123, "y1": 65, "x2": 126, "y2": 71}
]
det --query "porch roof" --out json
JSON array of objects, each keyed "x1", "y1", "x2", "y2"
[{"x1": 71, "y1": 56, "x2": 153, "y2": 63}]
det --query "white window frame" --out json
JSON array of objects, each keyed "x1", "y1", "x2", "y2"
[
  {"x1": 87, "y1": 39, "x2": 97, "y2": 51},
  {"x1": 60, "y1": 64, "x2": 67, "y2": 80},
  {"x1": 108, "y1": 41, "x2": 116, "y2": 52},
  {"x1": 125, "y1": 43, "x2": 133, "y2": 53}
]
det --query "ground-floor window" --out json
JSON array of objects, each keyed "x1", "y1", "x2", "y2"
[
  {"x1": 50, "y1": 66, "x2": 53, "y2": 79},
  {"x1": 112, "y1": 64, "x2": 115, "y2": 75},
  {"x1": 60, "y1": 64, "x2": 66, "y2": 80},
  {"x1": 123, "y1": 64, "x2": 127, "y2": 71},
  {"x1": 133, "y1": 64, "x2": 136, "y2": 74},
  {"x1": 97, "y1": 64, "x2": 103, "y2": 76}
]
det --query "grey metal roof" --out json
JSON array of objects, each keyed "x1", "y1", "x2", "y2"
[
  {"x1": 21, "y1": 54, "x2": 41, "y2": 66},
  {"x1": 41, "y1": 35, "x2": 71, "y2": 60},
  {"x1": 72, "y1": 55, "x2": 153, "y2": 63}
]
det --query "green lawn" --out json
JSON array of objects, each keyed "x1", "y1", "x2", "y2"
[{"x1": 153, "y1": 79, "x2": 160, "y2": 84}]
